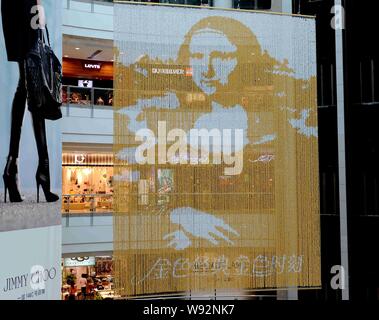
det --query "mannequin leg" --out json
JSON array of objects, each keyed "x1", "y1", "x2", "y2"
[
  {"x1": 31, "y1": 113, "x2": 49, "y2": 162},
  {"x1": 31, "y1": 113, "x2": 59, "y2": 203},
  {"x1": 8, "y1": 63, "x2": 27, "y2": 158},
  {"x1": 3, "y1": 62, "x2": 26, "y2": 203}
]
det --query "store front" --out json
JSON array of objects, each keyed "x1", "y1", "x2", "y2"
[
  {"x1": 62, "y1": 58, "x2": 114, "y2": 108},
  {"x1": 62, "y1": 256, "x2": 114, "y2": 300},
  {"x1": 62, "y1": 153, "x2": 114, "y2": 213}
]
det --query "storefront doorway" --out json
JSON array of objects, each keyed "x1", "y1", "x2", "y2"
[{"x1": 62, "y1": 152, "x2": 114, "y2": 214}]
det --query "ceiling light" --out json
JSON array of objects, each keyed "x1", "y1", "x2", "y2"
[
  {"x1": 87, "y1": 49, "x2": 103, "y2": 60},
  {"x1": 75, "y1": 47, "x2": 80, "y2": 50}
]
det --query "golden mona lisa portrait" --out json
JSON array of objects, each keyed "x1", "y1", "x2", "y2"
[{"x1": 113, "y1": 4, "x2": 320, "y2": 297}]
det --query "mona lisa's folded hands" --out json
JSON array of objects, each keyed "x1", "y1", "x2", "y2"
[{"x1": 164, "y1": 207, "x2": 240, "y2": 250}]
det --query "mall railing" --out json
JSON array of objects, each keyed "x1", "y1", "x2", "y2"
[
  {"x1": 64, "y1": 0, "x2": 276, "y2": 10},
  {"x1": 63, "y1": 0, "x2": 276, "y2": 14},
  {"x1": 64, "y1": 0, "x2": 114, "y2": 14},
  {"x1": 62, "y1": 193, "x2": 113, "y2": 216},
  {"x1": 62, "y1": 85, "x2": 114, "y2": 117}
]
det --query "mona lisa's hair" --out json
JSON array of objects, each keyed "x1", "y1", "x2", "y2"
[
  {"x1": 175, "y1": 16, "x2": 278, "y2": 107},
  {"x1": 119, "y1": 15, "x2": 315, "y2": 123}
]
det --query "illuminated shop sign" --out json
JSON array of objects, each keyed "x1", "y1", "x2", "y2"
[
  {"x1": 62, "y1": 153, "x2": 113, "y2": 166},
  {"x1": 82, "y1": 62, "x2": 102, "y2": 70},
  {"x1": 78, "y1": 80, "x2": 93, "y2": 88},
  {"x1": 151, "y1": 67, "x2": 192, "y2": 76},
  {"x1": 63, "y1": 257, "x2": 96, "y2": 267}
]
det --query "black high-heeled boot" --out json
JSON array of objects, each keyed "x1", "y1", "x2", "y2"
[
  {"x1": 3, "y1": 156, "x2": 23, "y2": 203},
  {"x1": 36, "y1": 159, "x2": 59, "y2": 203}
]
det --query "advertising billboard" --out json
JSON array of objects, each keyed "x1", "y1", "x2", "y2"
[
  {"x1": 114, "y1": 3, "x2": 320, "y2": 296},
  {"x1": 0, "y1": 0, "x2": 62, "y2": 300},
  {"x1": 0, "y1": 226, "x2": 61, "y2": 300}
]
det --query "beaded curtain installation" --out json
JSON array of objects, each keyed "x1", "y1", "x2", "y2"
[{"x1": 114, "y1": 2, "x2": 320, "y2": 297}]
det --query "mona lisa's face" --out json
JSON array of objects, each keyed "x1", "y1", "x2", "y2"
[{"x1": 189, "y1": 29, "x2": 238, "y2": 96}]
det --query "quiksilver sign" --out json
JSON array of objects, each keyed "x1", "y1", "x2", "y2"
[{"x1": 152, "y1": 67, "x2": 192, "y2": 76}]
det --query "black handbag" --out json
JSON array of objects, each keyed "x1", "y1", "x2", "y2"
[{"x1": 24, "y1": 26, "x2": 63, "y2": 120}]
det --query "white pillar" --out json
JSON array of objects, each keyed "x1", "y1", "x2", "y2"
[
  {"x1": 271, "y1": 0, "x2": 292, "y2": 13},
  {"x1": 334, "y1": 0, "x2": 350, "y2": 301},
  {"x1": 281, "y1": 0, "x2": 292, "y2": 13},
  {"x1": 212, "y1": 0, "x2": 233, "y2": 9},
  {"x1": 277, "y1": 287, "x2": 298, "y2": 301}
]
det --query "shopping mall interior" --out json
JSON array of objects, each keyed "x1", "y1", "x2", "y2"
[
  {"x1": 1, "y1": 0, "x2": 376, "y2": 301},
  {"x1": 60, "y1": 0, "x2": 298, "y2": 300}
]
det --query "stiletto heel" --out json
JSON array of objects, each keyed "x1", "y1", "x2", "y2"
[
  {"x1": 3, "y1": 156, "x2": 23, "y2": 203},
  {"x1": 37, "y1": 182, "x2": 40, "y2": 203},
  {"x1": 35, "y1": 160, "x2": 59, "y2": 203}
]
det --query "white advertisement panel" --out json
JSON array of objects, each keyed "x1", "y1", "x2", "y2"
[
  {"x1": 0, "y1": 0, "x2": 62, "y2": 232},
  {"x1": 0, "y1": 0, "x2": 62, "y2": 301},
  {"x1": 0, "y1": 226, "x2": 61, "y2": 300}
]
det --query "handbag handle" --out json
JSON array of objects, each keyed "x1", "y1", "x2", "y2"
[{"x1": 38, "y1": 25, "x2": 51, "y2": 47}]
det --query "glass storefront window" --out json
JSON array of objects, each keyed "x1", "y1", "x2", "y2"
[
  {"x1": 62, "y1": 256, "x2": 114, "y2": 300},
  {"x1": 62, "y1": 153, "x2": 114, "y2": 214}
]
